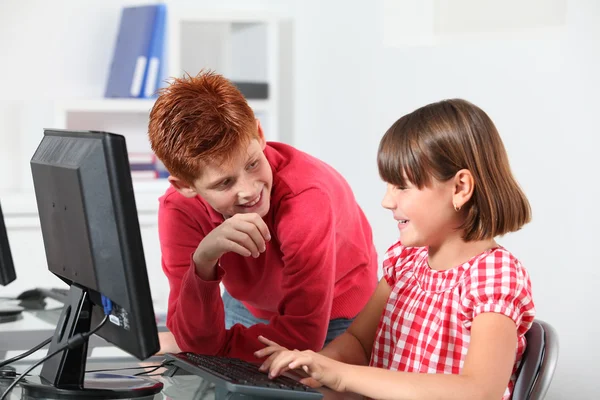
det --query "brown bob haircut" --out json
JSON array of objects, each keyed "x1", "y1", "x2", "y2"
[
  {"x1": 377, "y1": 99, "x2": 531, "y2": 241},
  {"x1": 148, "y1": 70, "x2": 258, "y2": 184}
]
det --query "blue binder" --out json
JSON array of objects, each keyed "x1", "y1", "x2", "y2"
[
  {"x1": 105, "y1": 4, "x2": 166, "y2": 98},
  {"x1": 142, "y1": 4, "x2": 167, "y2": 98}
]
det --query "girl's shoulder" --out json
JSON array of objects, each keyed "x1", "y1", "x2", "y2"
[
  {"x1": 460, "y1": 246, "x2": 535, "y2": 334},
  {"x1": 465, "y1": 246, "x2": 531, "y2": 285}
]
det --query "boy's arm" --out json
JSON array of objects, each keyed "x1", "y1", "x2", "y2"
[
  {"x1": 161, "y1": 189, "x2": 374, "y2": 362},
  {"x1": 186, "y1": 188, "x2": 349, "y2": 361},
  {"x1": 158, "y1": 203, "x2": 222, "y2": 354},
  {"x1": 227, "y1": 187, "x2": 379, "y2": 362}
]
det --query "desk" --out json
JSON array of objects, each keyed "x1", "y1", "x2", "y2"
[
  {"x1": 1, "y1": 310, "x2": 364, "y2": 399},
  {"x1": 2, "y1": 358, "x2": 364, "y2": 400}
]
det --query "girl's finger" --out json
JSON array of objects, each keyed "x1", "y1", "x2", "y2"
[
  {"x1": 269, "y1": 353, "x2": 299, "y2": 377},
  {"x1": 288, "y1": 355, "x2": 313, "y2": 370},
  {"x1": 258, "y1": 335, "x2": 280, "y2": 346},
  {"x1": 299, "y1": 377, "x2": 323, "y2": 388},
  {"x1": 259, "y1": 352, "x2": 282, "y2": 371},
  {"x1": 254, "y1": 346, "x2": 279, "y2": 358}
]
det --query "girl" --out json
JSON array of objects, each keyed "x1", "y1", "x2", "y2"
[{"x1": 255, "y1": 99, "x2": 535, "y2": 400}]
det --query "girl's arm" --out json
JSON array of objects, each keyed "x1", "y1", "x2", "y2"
[
  {"x1": 256, "y1": 278, "x2": 390, "y2": 369},
  {"x1": 338, "y1": 312, "x2": 517, "y2": 400},
  {"x1": 320, "y1": 278, "x2": 391, "y2": 365}
]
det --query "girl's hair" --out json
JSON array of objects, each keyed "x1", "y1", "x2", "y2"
[
  {"x1": 148, "y1": 70, "x2": 257, "y2": 184},
  {"x1": 377, "y1": 99, "x2": 531, "y2": 241}
]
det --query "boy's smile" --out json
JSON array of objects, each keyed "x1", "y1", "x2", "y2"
[
  {"x1": 168, "y1": 120, "x2": 274, "y2": 219},
  {"x1": 195, "y1": 137, "x2": 273, "y2": 219}
]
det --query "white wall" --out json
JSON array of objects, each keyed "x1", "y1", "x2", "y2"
[
  {"x1": 1, "y1": 0, "x2": 599, "y2": 398},
  {"x1": 289, "y1": 1, "x2": 600, "y2": 398}
]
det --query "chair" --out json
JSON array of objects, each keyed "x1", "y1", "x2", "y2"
[{"x1": 512, "y1": 319, "x2": 559, "y2": 400}]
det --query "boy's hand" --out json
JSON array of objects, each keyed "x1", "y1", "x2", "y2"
[{"x1": 193, "y1": 213, "x2": 270, "y2": 280}]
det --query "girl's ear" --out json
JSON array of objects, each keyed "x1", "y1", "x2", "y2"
[{"x1": 452, "y1": 169, "x2": 474, "y2": 211}]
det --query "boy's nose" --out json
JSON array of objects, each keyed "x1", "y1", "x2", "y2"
[{"x1": 237, "y1": 180, "x2": 255, "y2": 198}]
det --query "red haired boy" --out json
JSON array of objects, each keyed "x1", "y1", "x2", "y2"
[{"x1": 149, "y1": 71, "x2": 378, "y2": 362}]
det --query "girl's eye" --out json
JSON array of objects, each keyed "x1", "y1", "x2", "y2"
[
  {"x1": 395, "y1": 185, "x2": 407, "y2": 191},
  {"x1": 247, "y1": 160, "x2": 259, "y2": 169},
  {"x1": 220, "y1": 179, "x2": 232, "y2": 187}
]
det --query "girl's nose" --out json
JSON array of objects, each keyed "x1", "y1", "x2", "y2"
[{"x1": 381, "y1": 184, "x2": 395, "y2": 210}]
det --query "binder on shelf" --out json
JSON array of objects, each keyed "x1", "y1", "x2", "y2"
[
  {"x1": 105, "y1": 4, "x2": 167, "y2": 99},
  {"x1": 128, "y1": 152, "x2": 170, "y2": 181},
  {"x1": 143, "y1": 4, "x2": 167, "y2": 98}
]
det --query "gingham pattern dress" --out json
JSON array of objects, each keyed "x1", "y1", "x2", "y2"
[{"x1": 370, "y1": 242, "x2": 535, "y2": 400}]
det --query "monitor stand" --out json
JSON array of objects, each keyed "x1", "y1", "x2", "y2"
[
  {"x1": 19, "y1": 285, "x2": 163, "y2": 399},
  {"x1": 0, "y1": 304, "x2": 22, "y2": 323}
]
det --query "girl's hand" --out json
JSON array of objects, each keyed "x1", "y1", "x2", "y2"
[
  {"x1": 255, "y1": 336, "x2": 291, "y2": 373},
  {"x1": 255, "y1": 336, "x2": 323, "y2": 387},
  {"x1": 268, "y1": 349, "x2": 347, "y2": 392}
]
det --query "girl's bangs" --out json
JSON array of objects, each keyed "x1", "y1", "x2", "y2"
[{"x1": 377, "y1": 118, "x2": 430, "y2": 188}]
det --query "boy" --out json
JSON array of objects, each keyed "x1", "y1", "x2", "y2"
[{"x1": 148, "y1": 71, "x2": 378, "y2": 362}]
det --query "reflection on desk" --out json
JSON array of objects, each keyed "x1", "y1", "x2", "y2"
[
  {"x1": 1, "y1": 358, "x2": 364, "y2": 399},
  {"x1": 0, "y1": 309, "x2": 364, "y2": 399}
]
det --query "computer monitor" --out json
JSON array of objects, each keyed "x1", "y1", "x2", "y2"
[
  {"x1": 0, "y1": 201, "x2": 16, "y2": 286},
  {"x1": 20, "y1": 129, "x2": 162, "y2": 398}
]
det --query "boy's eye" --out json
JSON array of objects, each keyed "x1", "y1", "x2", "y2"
[
  {"x1": 247, "y1": 160, "x2": 259, "y2": 169},
  {"x1": 220, "y1": 179, "x2": 232, "y2": 187}
]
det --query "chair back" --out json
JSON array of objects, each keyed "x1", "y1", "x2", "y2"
[{"x1": 512, "y1": 320, "x2": 559, "y2": 400}]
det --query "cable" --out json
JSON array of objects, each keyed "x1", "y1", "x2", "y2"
[
  {"x1": 0, "y1": 315, "x2": 109, "y2": 400},
  {"x1": 0, "y1": 337, "x2": 52, "y2": 369},
  {"x1": 86, "y1": 363, "x2": 167, "y2": 374},
  {"x1": 133, "y1": 360, "x2": 173, "y2": 376}
]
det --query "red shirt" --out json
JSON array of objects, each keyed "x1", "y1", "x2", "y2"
[
  {"x1": 159, "y1": 142, "x2": 378, "y2": 362},
  {"x1": 371, "y1": 242, "x2": 535, "y2": 400}
]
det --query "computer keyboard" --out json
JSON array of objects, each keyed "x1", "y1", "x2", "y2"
[{"x1": 164, "y1": 352, "x2": 323, "y2": 399}]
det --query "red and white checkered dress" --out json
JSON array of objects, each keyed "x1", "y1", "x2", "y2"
[{"x1": 370, "y1": 242, "x2": 535, "y2": 400}]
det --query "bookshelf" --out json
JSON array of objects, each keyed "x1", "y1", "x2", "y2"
[
  {"x1": 3, "y1": 9, "x2": 289, "y2": 217},
  {"x1": 0, "y1": 7, "x2": 292, "y2": 309}
]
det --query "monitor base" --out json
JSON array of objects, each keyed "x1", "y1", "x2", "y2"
[
  {"x1": 0, "y1": 305, "x2": 23, "y2": 323},
  {"x1": 20, "y1": 373, "x2": 163, "y2": 399}
]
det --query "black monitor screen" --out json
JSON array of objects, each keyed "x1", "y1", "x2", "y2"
[
  {"x1": 0, "y1": 201, "x2": 16, "y2": 286},
  {"x1": 30, "y1": 129, "x2": 159, "y2": 359}
]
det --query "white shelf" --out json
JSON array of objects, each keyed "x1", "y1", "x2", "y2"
[
  {"x1": 56, "y1": 99, "x2": 156, "y2": 113},
  {"x1": 1, "y1": 179, "x2": 170, "y2": 219},
  {"x1": 132, "y1": 178, "x2": 171, "y2": 193},
  {"x1": 171, "y1": 9, "x2": 278, "y2": 24},
  {"x1": 55, "y1": 98, "x2": 272, "y2": 114}
]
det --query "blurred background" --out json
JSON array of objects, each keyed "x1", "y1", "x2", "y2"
[{"x1": 0, "y1": 0, "x2": 598, "y2": 398}]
